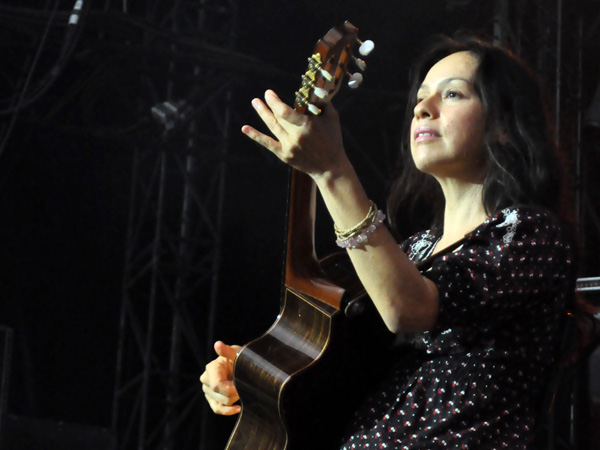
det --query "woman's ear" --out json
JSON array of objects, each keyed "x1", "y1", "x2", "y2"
[
  {"x1": 492, "y1": 125, "x2": 509, "y2": 146},
  {"x1": 498, "y1": 132, "x2": 508, "y2": 146}
]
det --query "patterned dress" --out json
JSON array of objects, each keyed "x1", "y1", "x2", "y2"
[{"x1": 340, "y1": 207, "x2": 575, "y2": 449}]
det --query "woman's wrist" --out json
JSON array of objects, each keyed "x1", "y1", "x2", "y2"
[
  {"x1": 311, "y1": 161, "x2": 375, "y2": 232},
  {"x1": 310, "y1": 156, "x2": 355, "y2": 189}
]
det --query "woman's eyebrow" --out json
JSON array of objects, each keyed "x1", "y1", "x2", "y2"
[{"x1": 418, "y1": 77, "x2": 472, "y2": 91}]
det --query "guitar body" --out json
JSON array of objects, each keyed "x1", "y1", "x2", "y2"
[
  {"x1": 227, "y1": 249, "x2": 393, "y2": 449},
  {"x1": 226, "y1": 22, "x2": 386, "y2": 449},
  {"x1": 227, "y1": 290, "x2": 341, "y2": 450},
  {"x1": 228, "y1": 284, "x2": 392, "y2": 450}
]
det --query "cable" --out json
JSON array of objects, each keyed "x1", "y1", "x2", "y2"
[
  {"x1": 0, "y1": 0, "x2": 61, "y2": 161},
  {"x1": 0, "y1": 0, "x2": 89, "y2": 116}
]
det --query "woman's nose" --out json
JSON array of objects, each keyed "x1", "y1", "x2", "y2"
[{"x1": 414, "y1": 96, "x2": 436, "y2": 119}]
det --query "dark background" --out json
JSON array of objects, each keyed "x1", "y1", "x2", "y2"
[{"x1": 0, "y1": 0, "x2": 599, "y2": 448}]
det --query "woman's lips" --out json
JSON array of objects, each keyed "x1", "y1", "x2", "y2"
[{"x1": 414, "y1": 127, "x2": 440, "y2": 142}]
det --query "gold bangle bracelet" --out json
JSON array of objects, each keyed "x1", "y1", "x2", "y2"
[{"x1": 334, "y1": 201, "x2": 378, "y2": 240}]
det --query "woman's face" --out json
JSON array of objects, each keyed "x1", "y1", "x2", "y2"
[{"x1": 410, "y1": 51, "x2": 486, "y2": 182}]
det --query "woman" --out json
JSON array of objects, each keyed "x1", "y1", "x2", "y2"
[{"x1": 201, "y1": 34, "x2": 576, "y2": 448}]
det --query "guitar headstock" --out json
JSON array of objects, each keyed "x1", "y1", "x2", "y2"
[{"x1": 294, "y1": 21, "x2": 374, "y2": 115}]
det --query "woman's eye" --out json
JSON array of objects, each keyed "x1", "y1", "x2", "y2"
[{"x1": 445, "y1": 90, "x2": 462, "y2": 99}]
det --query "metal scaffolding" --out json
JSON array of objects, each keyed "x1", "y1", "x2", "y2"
[
  {"x1": 108, "y1": 0, "x2": 599, "y2": 448},
  {"x1": 111, "y1": 1, "x2": 238, "y2": 449},
  {"x1": 495, "y1": 0, "x2": 600, "y2": 273}
]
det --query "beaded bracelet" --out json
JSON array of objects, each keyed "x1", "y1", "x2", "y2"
[{"x1": 334, "y1": 203, "x2": 386, "y2": 250}]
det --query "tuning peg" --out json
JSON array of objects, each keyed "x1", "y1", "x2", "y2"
[
  {"x1": 314, "y1": 87, "x2": 328, "y2": 99},
  {"x1": 319, "y1": 68, "x2": 334, "y2": 82},
  {"x1": 348, "y1": 72, "x2": 363, "y2": 89},
  {"x1": 358, "y1": 39, "x2": 375, "y2": 56},
  {"x1": 307, "y1": 54, "x2": 333, "y2": 82},
  {"x1": 353, "y1": 56, "x2": 366, "y2": 71},
  {"x1": 307, "y1": 103, "x2": 322, "y2": 115}
]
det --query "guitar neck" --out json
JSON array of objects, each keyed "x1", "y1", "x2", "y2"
[
  {"x1": 283, "y1": 21, "x2": 365, "y2": 308},
  {"x1": 284, "y1": 169, "x2": 344, "y2": 306}
]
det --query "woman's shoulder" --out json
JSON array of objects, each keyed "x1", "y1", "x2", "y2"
[
  {"x1": 401, "y1": 205, "x2": 575, "y2": 267},
  {"x1": 402, "y1": 206, "x2": 565, "y2": 246},
  {"x1": 471, "y1": 205, "x2": 571, "y2": 246},
  {"x1": 402, "y1": 227, "x2": 441, "y2": 261}
]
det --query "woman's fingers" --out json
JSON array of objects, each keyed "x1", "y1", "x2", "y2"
[
  {"x1": 243, "y1": 90, "x2": 309, "y2": 151},
  {"x1": 201, "y1": 356, "x2": 235, "y2": 393},
  {"x1": 241, "y1": 89, "x2": 347, "y2": 176},
  {"x1": 200, "y1": 342, "x2": 242, "y2": 416},
  {"x1": 214, "y1": 341, "x2": 242, "y2": 361},
  {"x1": 241, "y1": 124, "x2": 282, "y2": 153},
  {"x1": 242, "y1": 93, "x2": 308, "y2": 164},
  {"x1": 251, "y1": 97, "x2": 288, "y2": 141},
  {"x1": 204, "y1": 396, "x2": 241, "y2": 416},
  {"x1": 201, "y1": 377, "x2": 239, "y2": 405},
  {"x1": 263, "y1": 90, "x2": 307, "y2": 127},
  {"x1": 200, "y1": 358, "x2": 241, "y2": 415}
]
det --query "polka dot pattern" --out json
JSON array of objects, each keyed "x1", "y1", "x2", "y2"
[{"x1": 340, "y1": 207, "x2": 575, "y2": 449}]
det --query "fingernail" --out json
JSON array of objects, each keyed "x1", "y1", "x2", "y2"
[{"x1": 251, "y1": 99, "x2": 259, "y2": 108}]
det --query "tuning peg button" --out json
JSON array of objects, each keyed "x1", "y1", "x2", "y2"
[
  {"x1": 320, "y1": 68, "x2": 334, "y2": 82},
  {"x1": 348, "y1": 72, "x2": 363, "y2": 89},
  {"x1": 308, "y1": 103, "x2": 322, "y2": 115},
  {"x1": 358, "y1": 39, "x2": 375, "y2": 56},
  {"x1": 314, "y1": 87, "x2": 328, "y2": 99},
  {"x1": 354, "y1": 57, "x2": 366, "y2": 71}
]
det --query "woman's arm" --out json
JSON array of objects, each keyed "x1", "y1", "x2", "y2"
[{"x1": 242, "y1": 90, "x2": 439, "y2": 333}]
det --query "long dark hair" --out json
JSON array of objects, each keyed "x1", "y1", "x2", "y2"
[{"x1": 387, "y1": 34, "x2": 564, "y2": 233}]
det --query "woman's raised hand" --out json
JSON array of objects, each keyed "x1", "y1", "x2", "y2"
[
  {"x1": 241, "y1": 90, "x2": 348, "y2": 180},
  {"x1": 200, "y1": 341, "x2": 242, "y2": 416}
]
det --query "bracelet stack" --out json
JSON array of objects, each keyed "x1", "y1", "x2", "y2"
[{"x1": 334, "y1": 201, "x2": 386, "y2": 249}]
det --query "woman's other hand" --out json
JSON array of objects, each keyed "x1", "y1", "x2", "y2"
[{"x1": 200, "y1": 341, "x2": 242, "y2": 415}]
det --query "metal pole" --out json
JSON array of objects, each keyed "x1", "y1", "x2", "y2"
[{"x1": 555, "y1": 0, "x2": 563, "y2": 146}]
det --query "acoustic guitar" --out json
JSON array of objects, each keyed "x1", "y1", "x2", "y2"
[{"x1": 226, "y1": 22, "x2": 391, "y2": 450}]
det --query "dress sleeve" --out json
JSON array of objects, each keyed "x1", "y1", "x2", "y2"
[{"x1": 423, "y1": 209, "x2": 575, "y2": 336}]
